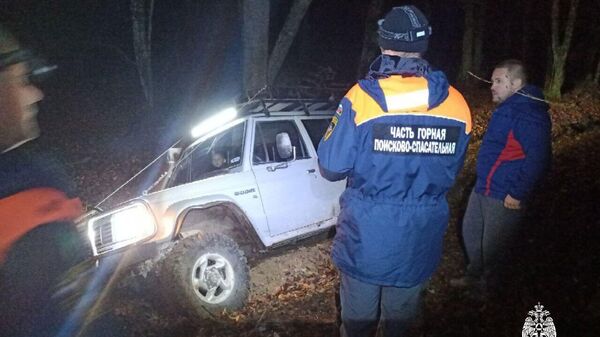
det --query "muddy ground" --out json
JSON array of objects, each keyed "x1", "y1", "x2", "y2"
[{"x1": 41, "y1": 87, "x2": 600, "y2": 337}]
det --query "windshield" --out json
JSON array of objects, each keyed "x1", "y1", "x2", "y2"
[{"x1": 167, "y1": 122, "x2": 245, "y2": 187}]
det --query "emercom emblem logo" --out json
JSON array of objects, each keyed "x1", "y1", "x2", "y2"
[{"x1": 522, "y1": 302, "x2": 557, "y2": 337}]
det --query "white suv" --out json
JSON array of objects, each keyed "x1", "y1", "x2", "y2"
[{"x1": 85, "y1": 98, "x2": 345, "y2": 318}]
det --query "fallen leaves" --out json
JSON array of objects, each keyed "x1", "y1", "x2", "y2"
[{"x1": 41, "y1": 85, "x2": 600, "y2": 337}]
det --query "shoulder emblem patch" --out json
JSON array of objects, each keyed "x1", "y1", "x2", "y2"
[
  {"x1": 335, "y1": 104, "x2": 343, "y2": 116},
  {"x1": 323, "y1": 115, "x2": 339, "y2": 141}
]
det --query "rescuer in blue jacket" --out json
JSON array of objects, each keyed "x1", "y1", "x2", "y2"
[
  {"x1": 317, "y1": 6, "x2": 471, "y2": 337},
  {"x1": 0, "y1": 24, "x2": 91, "y2": 337},
  {"x1": 451, "y1": 59, "x2": 551, "y2": 291}
]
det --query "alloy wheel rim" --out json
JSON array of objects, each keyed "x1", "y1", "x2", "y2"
[{"x1": 190, "y1": 253, "x2": 235, "y2": 304}]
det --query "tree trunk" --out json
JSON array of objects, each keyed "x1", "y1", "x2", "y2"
[
  {"x1": 242, "y1": 0, "x2": 270, "y2": 95},
  {"x1": 472, "y1": 0, "x2": 485, "y2": 77},
  {"x1": 594, "y1": 56, "x2": 600, "y2": 84},
  {"x1": 189, "y1": 0, "x2": 239, "y2": 108},
  {"x1": 458, "y1": 0, "x2": 475, "y2": 84},
  {"x1": 583, "y1": 43, "x2": 598, "y2": 83},
  {"x1": 544, "y1": 0, "x2": 580, "y2": 100},
  {"x1": 131, "y1": 0, "x2": 154, "y2": 109},
  {"x1": 521, "y1": 0, "x2": 531, "y2": 63},
  {"x1": 356, "y1": 0, "x2": 385, "y2": 79},
  {"x1": 267, "y1": 0, "x2": 314, "y2": 84},
  {"x1": 584, "y1": 24, "x2": 600, "y2": 83}
]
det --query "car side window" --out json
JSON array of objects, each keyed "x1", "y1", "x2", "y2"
[
  {"x1": 170, "y1": 155, "x2": 191, "y2": 186},
  {"x1": 253, "y1": 120, "x2": 309, "y2": 165},
  {"x1": 168, "y1": 122, "x2": 245, "y2": 187},
  {"x1": 301, "y1": 118, "x2": 331, "y2": 150}
]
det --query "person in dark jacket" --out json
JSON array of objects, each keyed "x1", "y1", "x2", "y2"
[
  {"x1": 0, "y1": 24, "x2": 90, "y2": 337},
  {"x1": 317, "y1": 6, "x2": 471, "y2": 337},
  {"x1": 451, "y1": 59, "x2": 552, "y2": 290}
]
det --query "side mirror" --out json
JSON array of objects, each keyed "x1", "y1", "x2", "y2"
[
  {"x1": 146, "y1": 147, "x2": 181, "y2": 193},
  {"x1": 276, "y1": 132, "x2": 295, "y2": 160},
  {"x1": 167, "y1": 148, "x2": 182, "y2": 165},
  {"x1": 166, "y1": 147, "x2": 182, "y2": 181}
]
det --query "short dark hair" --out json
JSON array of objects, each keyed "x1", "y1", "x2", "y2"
[
  {"x1": 0, "y1": 24, "x2": 19, "y2": 54},
  {"x1": 495, "y1": 59, "x2": 528, "y2": 85},
  {"x1": 0, "y1": 24, "x2": 19, "y2": 80}
]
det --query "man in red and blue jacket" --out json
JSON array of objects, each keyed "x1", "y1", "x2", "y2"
[
  {"x1": 453, "y1": 59, "x2": 552, "y2": 290},
  {"x1": 318, "y1": 6, "x2": 471, "y2": 337}
]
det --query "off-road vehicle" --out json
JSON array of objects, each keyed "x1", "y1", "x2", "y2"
[{"x1": 84, "y1": 96, "x2": 345, "y2": 318}]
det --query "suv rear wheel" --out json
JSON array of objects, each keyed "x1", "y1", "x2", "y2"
[{"x1": 163, "y1": 232, "x2": 249, "y2": 317}]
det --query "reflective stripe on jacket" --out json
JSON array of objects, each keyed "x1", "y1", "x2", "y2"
[
  {"x1": 318, "y1": 70, "x2": 471, "y2": 286},
  {"x1": 0, "y1": 188, "x2": 82, "y2": 263}
]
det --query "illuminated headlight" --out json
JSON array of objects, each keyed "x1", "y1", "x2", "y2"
[{"x1": 87, "y1": 202, "x2": 156, "y2": 255}]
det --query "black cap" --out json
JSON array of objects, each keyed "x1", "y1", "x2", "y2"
[
  {"x1": 377, "y1": 5, "x2": 432, "y2": 53},
  {"x1": 1, "y1": 24, "x2": 56, "y2": 82}
]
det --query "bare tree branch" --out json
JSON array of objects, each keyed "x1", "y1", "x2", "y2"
[
  {"x1": 545, "y1": 0, "x2": 580, "y2": 100},
  {"x1": 131, "y1": 0, "x2": 154, "y2": 108},
  {"x1": 468, "y1": 71, "x2": 556, "y2": 105},
  {"x1": 267, "y1": 0, "x2": 314, "y2": 84},
  {"x1": 594, "y1": 56, "x2": 600, "y2": 84},
  {"x1": 551, "y1": 0, "x2": 559, "y2": 53},
  {"x1": 562, "y1": 0, "x2": 580, "y2": 54},
  {"x1": 356, "y1": 0, "x2": 385, "y2": 79},
  {"x1": 242, "y1": 0, "x2": 270, "y2": 94}
]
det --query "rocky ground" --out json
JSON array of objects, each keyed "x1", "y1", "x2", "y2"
[{"x1": 41, "y1": 86, "x2": 600, "y2": 337}]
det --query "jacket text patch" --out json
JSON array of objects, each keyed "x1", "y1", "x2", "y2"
[{"x1": 372, "y1": 124, "x2": 460, "y2": 155}]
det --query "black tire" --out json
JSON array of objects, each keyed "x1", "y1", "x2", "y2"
[{"x1": 163, "y1": 233, "x2": 249, "y2": 318}]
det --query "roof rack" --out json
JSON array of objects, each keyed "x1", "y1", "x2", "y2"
[{"x1": 237, "y1": 86, "x2": 347, "y2": 117}]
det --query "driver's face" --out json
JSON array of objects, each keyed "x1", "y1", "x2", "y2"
[{"x1": 211, "y1": 153, "x2": 225, "y2": 168}]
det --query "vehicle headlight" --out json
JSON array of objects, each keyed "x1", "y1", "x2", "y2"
[{"x1": 87, "y1": 202, "x2": 156, "y2": 255}]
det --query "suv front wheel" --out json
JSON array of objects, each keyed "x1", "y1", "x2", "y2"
[{"x1": 163, "y1": 232, "x2": 249, "y2": 318}]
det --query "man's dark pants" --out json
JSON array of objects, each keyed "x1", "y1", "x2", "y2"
[
  {"x1": 462, "y1": 190, "x2": 523, "y2": 281},
  {"x1": 339, "y1": 272, "x2": 425, "y2": 337}
]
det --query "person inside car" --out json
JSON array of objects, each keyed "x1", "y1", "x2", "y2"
[{"x1": 211, "y1": 150, "x2": 227, "y2": 170}]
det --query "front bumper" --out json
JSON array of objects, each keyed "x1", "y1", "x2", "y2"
[{"x1": 94, "y1": 241, "x2": 161, "y2": 271}]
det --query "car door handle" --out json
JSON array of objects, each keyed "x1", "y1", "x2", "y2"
[{"x1": 307, "y1": 169, "x2": 316, "y2": 173}]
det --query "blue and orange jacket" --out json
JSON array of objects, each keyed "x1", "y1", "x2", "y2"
[
  {"x1": 0, "y1": 188, "x2": 82, "y2": 263},
  {"x1": 318, "y1": 65, "x2": 471, "y2": 287},
  {"x1": 474, "y1": 85, "x2": 551, "y2": 202},
  {"x1": 0, "y1": 142, "x2": 82, "y2": 263}
]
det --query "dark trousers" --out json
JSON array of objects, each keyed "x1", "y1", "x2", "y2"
[
  {"x1": 339, "y1": 272, "x2": 425, "y2": 337},
  {"x1": 462, "y1": 190, "x2": 523, "y2": 279}
]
